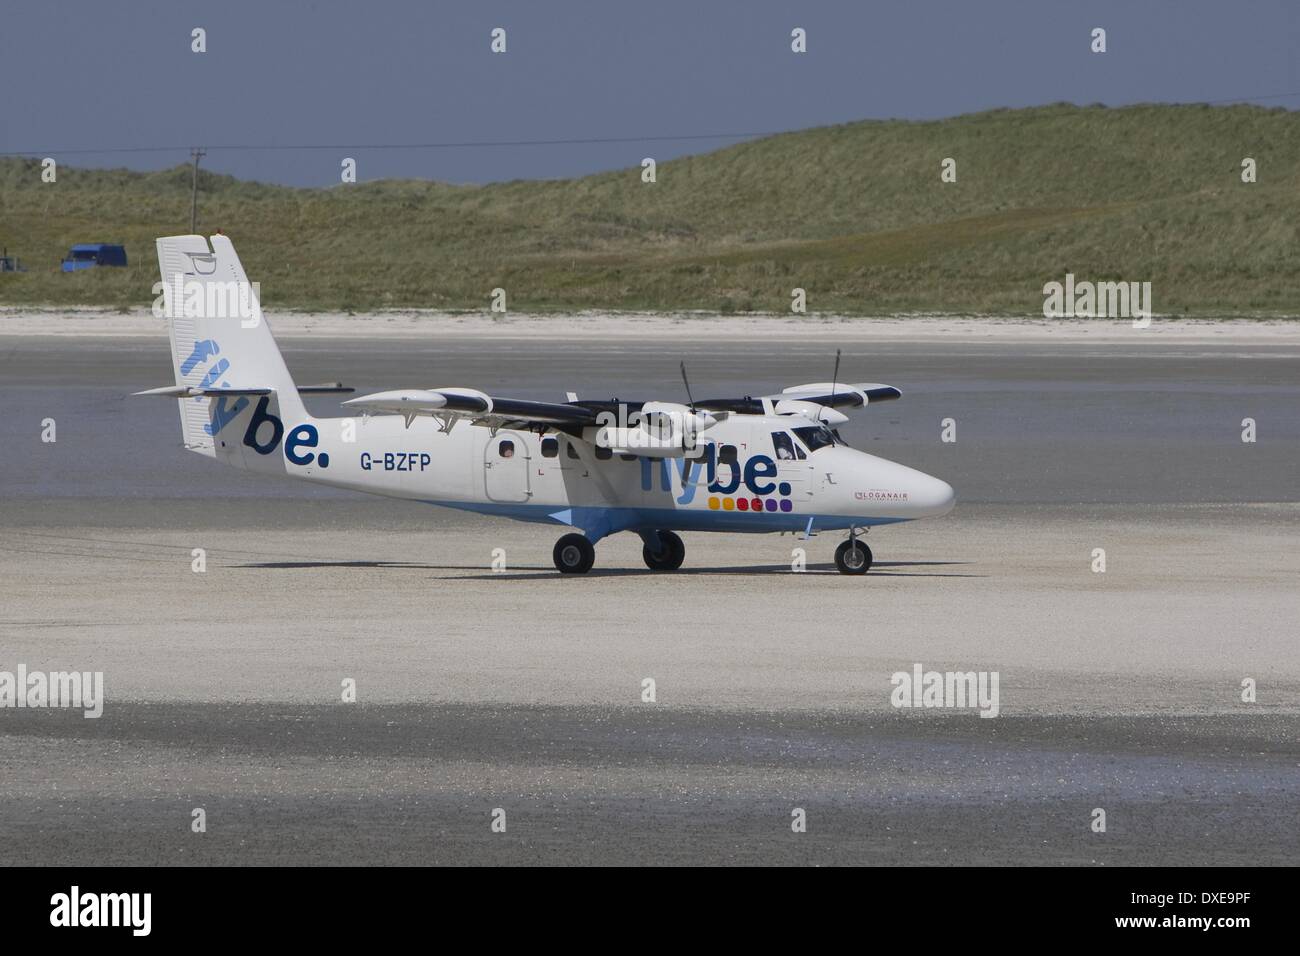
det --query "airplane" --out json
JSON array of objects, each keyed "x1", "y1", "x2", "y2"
[{"x1": 137, "y1": 235, "x2": 955, "y2": 575}]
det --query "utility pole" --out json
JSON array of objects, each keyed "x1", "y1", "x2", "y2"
[{"x1": 189, "y1": 147, "x2": 206, "y2": 233}]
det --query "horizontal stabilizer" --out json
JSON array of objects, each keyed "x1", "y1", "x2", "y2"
[
  {"x1": 134, "y1": 383, "x2": 350, "y2": 398},
  {"x1": 297, "y1": 383, "x2": 355, "y2": 394},
  {"x1": 133, "y1": 384, "x2": 273, "y2": 398}
]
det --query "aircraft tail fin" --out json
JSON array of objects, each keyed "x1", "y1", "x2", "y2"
[{"x1": 152, "y1": 235, "x2": 307, "y2": 455}]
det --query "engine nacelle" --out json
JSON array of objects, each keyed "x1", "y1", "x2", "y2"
[
  {"x1": 774, "y1": 399, "x2": 849, "y2": 425},
  {"x1": 587, "y1": 401, "x2": 716, "y2": 457}
]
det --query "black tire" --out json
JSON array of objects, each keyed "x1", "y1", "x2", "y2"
[
  {"x1": 834, "y1": 539, "x2": 872, "y2": 575},
  {"x1": 553, "y1": 533, "x2": 596, "y2": 574},
  {"x1": 642, "y1": 530, "x2": 686, "y2": 571}
]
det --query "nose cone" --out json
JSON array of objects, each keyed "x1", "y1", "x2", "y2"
[
  {"x1": 843, "y1": 452, "x2": 957, "y2": 520},
  {"x1": 913, "y1": 474, "x2": 956, "y2": 518}
]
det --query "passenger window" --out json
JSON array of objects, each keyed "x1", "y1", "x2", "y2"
[
  {"x1": 566, "y1": 441, "x2": 580, "y2": 460},
  {"x1": 498, "y1": 440, "x2": 515, "y2": 459},
  {"x1": 594, "y1": 445, "x2": 612, "y2": 460},
  {"x1": 771, "y1": 432, "x2": 797, "y2": 461},
  {"x1": 541, "y1": 437, "x2": 559, "y2": 458},
  {"x1": 619, "y1": 453, "x2": 637, "y2": 461},
  {"x1": 719, "y1": 444, "x2": 738, "y2": 465}
]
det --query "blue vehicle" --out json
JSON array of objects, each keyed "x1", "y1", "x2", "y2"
[{"x1": 61, "y1": 243, "x2": 128, "y2": 272}]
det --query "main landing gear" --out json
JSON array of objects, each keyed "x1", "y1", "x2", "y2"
[
  {"x1": 550, "y1": 530, "x2": 687, "y2": 574},
  {"x1": 552, "y1": 533, "x2": 596, "y2": 574},
  {"x1": 641, "y1": 530, "x2": 685, "y2": 571},
  {"x1": 834, "y1": 532, "x2": 873, "y2": 575}
]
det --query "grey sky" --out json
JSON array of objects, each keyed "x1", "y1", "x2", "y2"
[{"x1": 2, "y1": 0, "x2": 1296, "y2": 186}]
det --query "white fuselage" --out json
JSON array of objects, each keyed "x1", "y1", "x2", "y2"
[{"x1": 218, "y1": 402, "x2": 955, "y2": 542}]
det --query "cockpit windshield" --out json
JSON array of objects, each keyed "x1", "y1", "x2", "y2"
[{"x1": 792, "y1": 424, "x2": 844, "y2": 452}]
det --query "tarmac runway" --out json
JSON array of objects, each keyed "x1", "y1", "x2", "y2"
[{"x1": 1, "y1": 318, "x2": 1297, "y2": 865}]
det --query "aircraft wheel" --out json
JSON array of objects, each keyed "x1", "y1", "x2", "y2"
[
  {"x1": 642, "y1": 530, "x2": 686, "y2": 571},
  {"x1": 553, "y1": 534, "x2": 596, "y2": 574},
  {"x1": 834, "y1": 539, "x2": 872, "y2": 575}
]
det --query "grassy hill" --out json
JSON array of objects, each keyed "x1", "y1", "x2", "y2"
[{"x1": 2, "y1": 103, "x2": 1299, "y2": 315}]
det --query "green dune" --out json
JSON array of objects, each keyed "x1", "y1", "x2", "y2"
[{"x1": 2, "y1": 103, "x2": 1298, "y2": 315}]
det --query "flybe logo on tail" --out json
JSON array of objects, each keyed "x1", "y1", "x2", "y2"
[
  {"x1": 182, "y1": 338, "x2": 249, "y2": 436},
  {"x1": 181, "y1": 337, "x2": 327, "y2": 467},
  {"x1": 180, "y1": 339, "x2": 219, "y2": 375}
]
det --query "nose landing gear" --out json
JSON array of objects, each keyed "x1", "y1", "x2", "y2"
[{"x1": 834, "y1": 530, "x2": 872, "y2": 575}]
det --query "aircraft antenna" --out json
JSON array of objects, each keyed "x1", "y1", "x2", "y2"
[{"x1": 829, "y1": 348, "x2": 841, "y2": 415}]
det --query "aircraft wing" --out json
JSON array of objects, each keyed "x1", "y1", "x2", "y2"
[
  {"x1": 343, "y1": 380, "x2": 899, "y2": 430},
  {"x1": 342, "y1": 388, "x2": 598, "y2": 430},
  {"x1": 695, "y1": 382, "x2": 901, "y2": 415}
]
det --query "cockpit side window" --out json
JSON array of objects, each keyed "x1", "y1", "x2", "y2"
[{"x1": 771, "y1": 431, "x2": 798, "y2": 461}]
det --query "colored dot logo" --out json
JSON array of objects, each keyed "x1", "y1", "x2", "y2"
[{"x1": 707, "y1": 490, "x2": 793, "y2": 513}]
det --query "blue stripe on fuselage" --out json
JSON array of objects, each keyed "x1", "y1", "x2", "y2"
[{"x1": 421, "y1": 499, "x2": 910, "y2": 538}]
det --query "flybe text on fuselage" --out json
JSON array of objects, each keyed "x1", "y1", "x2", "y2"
[
  {"x1": 641, "y1": 448, "x2": 796, "y2": 512},
  {"x1": 243, "y1": 396, "x2": 330, "y2": 467}
]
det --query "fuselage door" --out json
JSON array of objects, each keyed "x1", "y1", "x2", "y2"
[
  {"x1": 772, "y1": 430, "x2": 815, "y2": 499},
  {"x1": 484, "y1": 431, "x2": 531, "y2": 502}
]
